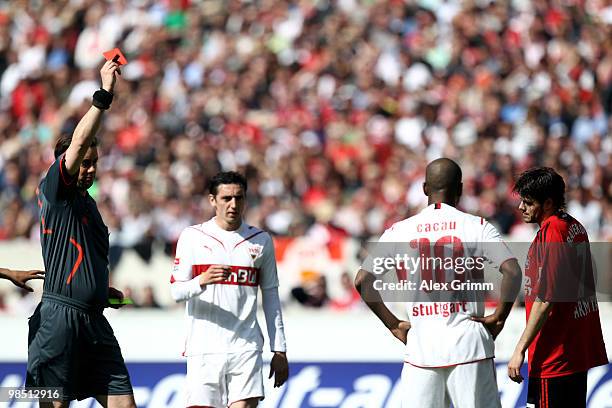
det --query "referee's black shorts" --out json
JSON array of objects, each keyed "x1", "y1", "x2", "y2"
[
  {"x1": 527, "y1": 371, "x2": 587, "y2": 408},
  {"x1": 26, "y1": 293, "x2": 133, "y2": 401}
]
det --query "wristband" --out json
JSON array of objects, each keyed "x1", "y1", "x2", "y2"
[{"x1": 92, "y1": 89, "x2": 113, "y2": 110}]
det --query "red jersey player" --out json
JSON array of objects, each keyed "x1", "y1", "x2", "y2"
[{"x1": 509, "y1": 167, "x2": 607, "y2": 408}]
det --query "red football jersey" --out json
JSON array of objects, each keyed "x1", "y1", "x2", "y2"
[{"x1": 524, "y1": 212, "x2": 607, "y2": 378}]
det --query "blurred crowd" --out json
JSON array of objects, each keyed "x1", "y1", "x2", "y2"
[{"x1": 0, "y1": 0, "x2": 610, "y2": 307}]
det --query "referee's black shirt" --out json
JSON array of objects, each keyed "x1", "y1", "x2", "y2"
[{"x1": 36, "y1": 154, "x2": 110, "y2": 306}]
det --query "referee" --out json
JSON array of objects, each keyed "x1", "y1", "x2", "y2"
[{"x1": 26, "y1": 60, "x2": 136, "y2": 408}]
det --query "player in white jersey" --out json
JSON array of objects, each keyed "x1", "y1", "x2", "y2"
[
  {"x1": 356, "y1": 158, "x2": 522, "y2": 408},
  {"x1": 170, "y1": 171, "x2": 288, "y2": 408}
]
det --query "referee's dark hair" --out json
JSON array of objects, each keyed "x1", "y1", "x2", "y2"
[
  {"x1": 208, "y1": 171, "x2": 248, "y2": 196},
  {"x1": 54, "y1": 134, "x2": 99, "y2": 159},
  {"x1": 513, "y1": 167, "x2": 566, "y2": 210}
]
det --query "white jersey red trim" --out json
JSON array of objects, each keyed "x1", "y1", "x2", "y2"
[
  {"x1": 171, "y1": 218, "x2": 284, "y2": 355},
  {"x1": 363, "y1": 203, "x2": 515, "y2": 367}
]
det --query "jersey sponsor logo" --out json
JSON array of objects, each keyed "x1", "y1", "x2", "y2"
[
  {"x1": 191, "y1": 265, "x2": 260, "y2": 287},
  {"x1": 412, "y1": 301, "x2": 468, "y2": 317},
  {"x1": 174, "y1": 258, "x2": 180, "y2": 265},
  {"x1": 225, "y1": 267, "x2": 259, "y2": 286}
]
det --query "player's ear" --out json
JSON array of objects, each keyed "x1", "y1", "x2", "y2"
[
  {"x1": 457, "y1": 182, "x2": 463, "y2": 199},
  {"x1": 422, "y1": 182, "x2": 428, "y2": 196},
  {"x1": 543, "y1": 197, "x2": 554, "y2": 212},
  {"x1": 208, "y1": 194, "x2": 216, "y2": 207}
]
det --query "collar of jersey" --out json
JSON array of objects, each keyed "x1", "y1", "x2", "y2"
[
  {"x1": 425, "y1": 202, "x2": 448, "y2": 210},
  {"x1": 207, "y1": 217, "x2": 244, "y2": 235},
  {"x1": 540, "y1": 211, "x2": 564, "y2": 228}
]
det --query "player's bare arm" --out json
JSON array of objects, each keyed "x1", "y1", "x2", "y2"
[
  {"x1": 471, "y1": 258, "x2": 522, "y2": 339},
  {"x1": 198, "y1": 265, "x2": 231, "y2": 287},
  {"x1": 0, "y1": 268, "x2": 44, "y2": 292},
  {"x1": 355, "y1": 269, "x2": 411, "y2": 344},
  {"x1": 269, "y1": 351, "x2": 289, "y2": 388},
  {"x1": 64, "y1": 60, "x2": 119, "y2": 174},
  {"x1": 508, "y1": 299, "x2": 553, "y2": 383}
]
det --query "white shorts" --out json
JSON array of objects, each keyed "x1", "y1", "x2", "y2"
[
  {"x1": 400, "y1": 358, "x2": 501, "y2": 408},
  {"x1": 186, "y1": 350, "x2": 264, "y2": 408}
]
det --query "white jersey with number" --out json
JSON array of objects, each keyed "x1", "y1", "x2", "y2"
[
  {"x1": 364, "y1": 203, "x2": 514, "y2": 367},
  {"x1": 171, "y1": 218, "x2": 280, "y2": 355}
]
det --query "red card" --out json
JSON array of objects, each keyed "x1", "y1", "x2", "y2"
[{"x1": 102, "y1": 48, "x2": 127, "y2": 65}]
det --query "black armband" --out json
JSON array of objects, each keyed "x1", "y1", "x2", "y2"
[{"x1": 92, "y1": 89, "x2": 114, "y2": 110}]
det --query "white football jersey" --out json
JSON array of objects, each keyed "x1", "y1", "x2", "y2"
[
  {"x1": 171, "y1": 218, "x2": 280, "y2": 355},
  {"x1": 363, "y1": 203, "x2": 514, "y2": 367}
]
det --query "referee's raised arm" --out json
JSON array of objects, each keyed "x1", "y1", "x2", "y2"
[{"x1": 64, "y1": 60, "x2": 119, "y2": 175}]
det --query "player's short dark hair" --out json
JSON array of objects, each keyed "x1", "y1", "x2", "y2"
[
  {"x1": 54, "y1": 134, "x2": 98, "y2": 159},
  {"x1": 513, "y1": 167, "x2": 566, "y2": 209},
  {"x1": 208, "y1": 171, "x2": 248, "y2": 196}
]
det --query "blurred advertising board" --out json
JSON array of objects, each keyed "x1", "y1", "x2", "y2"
[{"x1": 1, "y1": 361, "x2": 611, "y2": 407}]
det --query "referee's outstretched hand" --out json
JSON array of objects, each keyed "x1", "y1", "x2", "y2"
[
  {"x1": 1, "y1": 269, "x2": 45, "y2": 292},
  {"x1": 269, "y1": 351, "x2": 289, "y2": 388}
]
